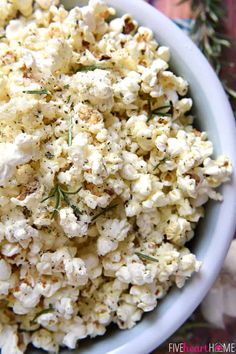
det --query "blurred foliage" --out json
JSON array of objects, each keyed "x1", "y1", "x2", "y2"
[{"x1": 179, "y1": 0, "x2": 236, "y2": 115}]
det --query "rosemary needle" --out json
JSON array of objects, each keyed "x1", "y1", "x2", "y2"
[
  {"x1": 51, "y1": 187, "x2": 62, "y2": 218},
  {"x1": 41, "y1": 187, "x2": 57, "y2": 203},
  {"x1": 92, "y1": 204, "x2": 118, "y2": 222},
  {"x1": 23, "y1": 88, "x2": 50, "y2": 95},
  {"x1": 154, "y1": 157, "x2": 169, "y2": 170},
  {"x1": 135, "y1": 252, "x2": 159, "y2": 263},
  {"x1": 147, "y1": 103, "x2": 173, "y2": 122},
  {"x1": 75, "y1": 65, "x2": 109, "y2": 72}
]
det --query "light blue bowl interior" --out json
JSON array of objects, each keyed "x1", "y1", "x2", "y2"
[{"x1": 5, "y1": 1, "x2": 231, "y2": 354}]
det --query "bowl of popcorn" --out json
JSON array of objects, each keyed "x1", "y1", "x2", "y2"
[{"x1": 0, "y1": 0, "x2": 235, "y2": 353}]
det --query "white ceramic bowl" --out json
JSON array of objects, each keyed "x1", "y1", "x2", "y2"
[{"x1": 31, "y1": 0, "x2": 236, "y2": 353}]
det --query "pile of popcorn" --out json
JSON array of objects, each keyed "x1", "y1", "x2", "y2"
[{"x1": 0, "y1": 0, "x2": 232, "y2": 353}]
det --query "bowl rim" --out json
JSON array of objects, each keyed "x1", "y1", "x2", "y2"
[{"x1": 102, "y1": 1, "x2": 236, "y2": 353}]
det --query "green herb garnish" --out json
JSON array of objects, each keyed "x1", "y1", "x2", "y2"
[
  {"x1": 154, "y1": 156, "x2": 170, "y2": 170},
  {"x1": 0, "y1": 35, "x2": 5, "y2": 40},
  {"x1": 33, "y1": 307, "x2": 54, "y2": 322},
  {"x1": 23, "y1": 88, "x2": 50, "y2": 95},
  {"x1": 92, "y1": 204, "x2": 118, "y2": 222},
  {"x1": 41, "y1": 185, "x2": 82, "y2": 218},
  {"x1": 135, "y1": 252, "x2": 159, "y2": 263},
  {"x1": 75, "y1": 65, "x2": 108, "y2": 72},
  {"x1": 179, "y1": 0, "x2": 236, "y2": 116},
  {"x1": 66, "y1": 95, "x2": 71, "y2": 104},
  {"x1": 64, "y1": 84, "x2": 70, "y2": 89},
  {"x1": 147, "y1": 103, "x2": 173, "y2": 122}
]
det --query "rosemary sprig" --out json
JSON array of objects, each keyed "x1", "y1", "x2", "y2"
[
  {"x1": 135, "y1": 252, "x2": 159, "y2": 263},
  {"x1": 23, "y1": 88, "x2": 50, "y2": 95},
  {"x1": 75, "y1": 65, "x2": 108, "y2": 72},
  {"x1": 91, "y1": 204, "x2": 118, "y2": 222},
  {"x1": 33, "y1": 307, "x2": 54, "y2": 322},
  {"x1": 147, "y1": 102, "x2": 173, "y2": 122},
  {"x1": 179, "y1": 0, "x2": 236, "y2": 110},
  {"x1": 41, "y1": 185, "x2": 82, "y2": 218}
]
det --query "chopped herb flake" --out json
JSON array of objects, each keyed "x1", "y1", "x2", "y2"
[{"x1": 66, "y1": 95, "x2": 71, "y2": 104}]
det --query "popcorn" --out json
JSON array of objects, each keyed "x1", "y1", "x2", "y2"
[
  {"x1": 71, "y1": 69, "x2": 113, "y2": 112},
  {"x1": 116, "y1": 261, "x2": 157, "y2": 285},
  {"x1": 64, "y1": 258, "x2": 88, "y2": 286},
  {"x1": 32, "y1": 329, "x2": 59, "y2": 353},
  {"x1": 0, "y1": 259, "x2": 11, "y2": 281},
  {"x1": 116, "y1": 302, "x2": 142, "y2": 329},
  {"x1": 4, "y1": 213, "x2": 39, "y2": 243},
  {"x1": 82, "y1": 253, "x2": 102, "y2": 279},
  {"x1": 59, "y1": 207, "x2": 90, "y2": 238},
  {"x1": 35, "y1": 311, "x2": 59, "y2": 331},
  {"x1": 130, "y1": 284, "x2": 157, "y2": 312},
  {"x1": 15, "y1": 0, "x2": 33, "y2": 17},
  {"x1": 62, "y1": 317, "x2": 87, "y2": 349},
  {"x1": 167, "y1": 137, "x2": 188, "y2": 157},
  {"x1": 13, "y1": 283, "x2": 41, "y2": 309},
  {"x1": 157, "y1": 46, "x2": 170, "y2": 62},
  {"x1": 0, "y1": 134, "x2": 40, "y2": 186},
  {"x1": 97, "y1": 218, "x2": 130, "y2": 255},
  {"x1": 134, "y1": 174, "x2": 153, "y2": 197},
  {"x1": 0, "y1": 0, "x2": 231, "y2": 352},
  {"x1": 113, "y1": 71, "x2": 141, "y2": 104},
  {"x1": 175, "y1": 253, "x2": 201, "y2": 288},
  {"x1": 35, "y1": 0, "x2": 59, "y2": 9},
  {"x1": 203, "y1": 156, "x2": 232, "y2": 181},
  {"x1": 0, "y1": 325, "x2": 25, "y2": 354}
]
